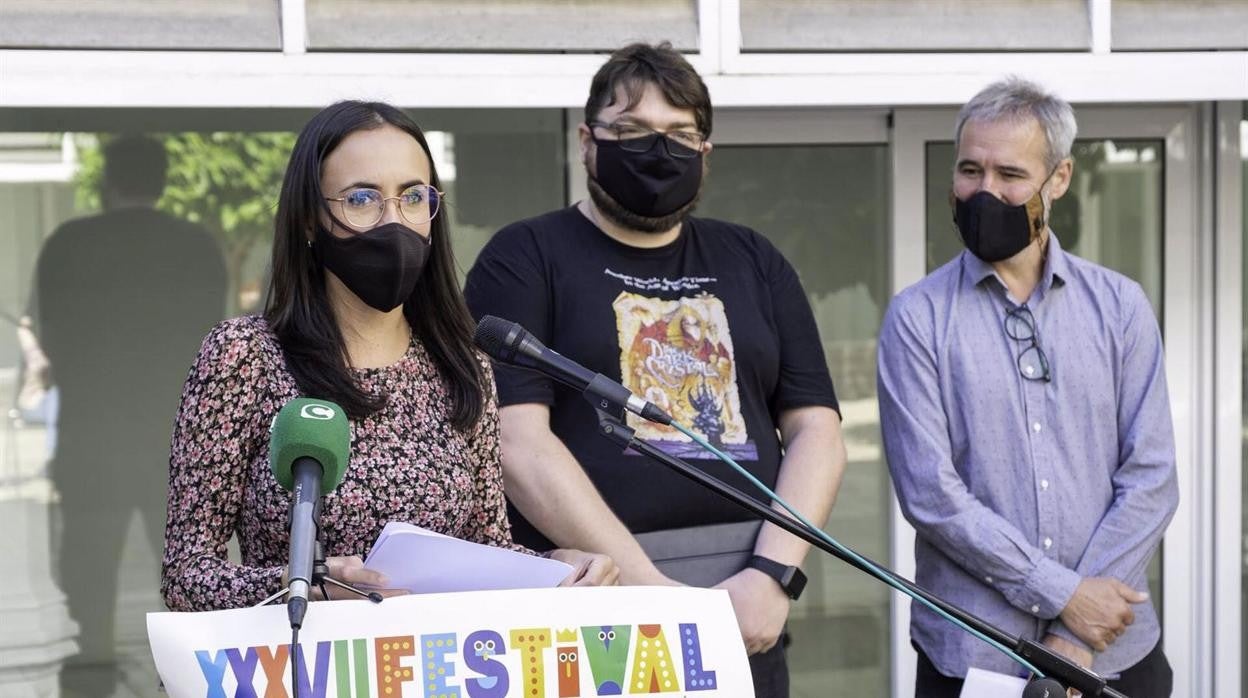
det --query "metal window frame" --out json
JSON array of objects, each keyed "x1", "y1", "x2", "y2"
[
  {"x1": 1, "y1": 0, "x2": 1244, "y2": 110},
  {"x1": 1212, "y1": 99, "x2": 1244, "y2": 698}
]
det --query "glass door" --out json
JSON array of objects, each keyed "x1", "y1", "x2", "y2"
[
  {"x1": 891, "y1": 105, "x2": 1205, "y2": 697},
  {"x1": 568, "y1": 107, "x2": 895, "y2": 696}
]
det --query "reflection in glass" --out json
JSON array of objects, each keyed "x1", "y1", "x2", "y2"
[
  {"x1": 925, "y1": 136, "x2": 1166, "y2": 609},
  {"x1": 0, "y1": 114, "x2": 567, "y2": 696},
  {"x1": 436, "y1": 126, "x2": 566, "y2": 277},
  {"x1": 698, "y1": 144, "x2": 891, "y2": 694}
]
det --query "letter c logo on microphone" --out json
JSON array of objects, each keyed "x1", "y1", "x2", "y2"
[{"x1": 300, "y1": 404, "x2": 336, "y2": 420}]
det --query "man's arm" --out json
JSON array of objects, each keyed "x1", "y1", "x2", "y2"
[
  {"x1": 715, "y1": 405, "x2": 846, "y2": 655},
  {"x1": 756, "y1": 406, "x2": 846, "y2": 568},
  {"x1": 499, "y1": 403, "x2": 675, "y2": 586},
  {"x1": 1046, "y1": 283, "x2": 1179, "y2": 652}
]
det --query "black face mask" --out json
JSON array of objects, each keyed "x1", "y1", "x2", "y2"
[
  {"x1": 314, "y1": 221, "x2": 431, "y2": 312},
  {"x1": 591, "y1": 137, "x2": 702, "y2": 218},
  {"x1": 952, "y1": 187, "x2": 1048, "y2": 263}
]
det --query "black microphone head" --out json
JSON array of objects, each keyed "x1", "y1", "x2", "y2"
[
  {"x1": 473, "y1": 315, "x2": 522, "y2": 362},
  {"x1": 1022, "y1": 678, "x2": 1066, "y2": 698}
]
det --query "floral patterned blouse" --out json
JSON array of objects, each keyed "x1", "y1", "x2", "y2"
[{"x1": 161, "y1": 315, "x2": 522, "y2": 611}]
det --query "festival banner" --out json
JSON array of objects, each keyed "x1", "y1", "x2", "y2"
[{"x1": 147, "y1": 586, "x2": 753, "y2": 698}]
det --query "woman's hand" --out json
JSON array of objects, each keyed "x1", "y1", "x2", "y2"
[
  {"x1": 284, "y1": 555, "x2": 410, "y2": 601},
  {"x1": 549, "y1": 549, "x2": 620, "y2": 587}
]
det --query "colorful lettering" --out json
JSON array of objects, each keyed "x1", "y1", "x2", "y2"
[
  {"x1": 580, "y1": 625, "x2": 631, "y2": 696},
  {"x1": 293, "y1": 641, "x2": 332, "y2": 698},
  {"x1": 226, "y1": 647, "x2": 260, "y2": 698},
  {"x1": 184, "y1": 618, "x2": 726, "y2": 698},
  {"x1": 628, "y1": 625, "x2": 678, "y2": 693},
  {"x1": 334, "y1": 639, "x2": 372, "y2": 698},
  {"x1": 556, "y1": 629, "x2": 579, "y2": 698},
  {"x1": 678, "y1": 624, "x2": 717, "y2": 692},
  {"x1": 194, "y1": 649, "x2": 228, "y2": 698},
  {"x1": 555, "y1": 628, "x2": 581, "y2": 698},
  {"x1": 463, "y1": 630, "x2": 508, "y2": 698},
  {"x1": 257, "y1": 645, "x2": 290, "y2": 698},
  {"x1": 509, "y1": 628, "x2": 552, "y2": 698},
  {"x1": 420, "y1": 632, "x2": 459, "y2": 698},
  {"x1": 375, "y1": 635, "x2": 416, "y2": 698}
]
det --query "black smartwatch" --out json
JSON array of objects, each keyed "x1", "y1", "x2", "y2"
[{"x1": 746, "y1": 555, "x2": 807, "y2": 600}]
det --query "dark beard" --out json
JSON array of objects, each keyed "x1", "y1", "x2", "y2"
[{"x1": 586, "y1": 176, "x2": 702, "y2": 234}]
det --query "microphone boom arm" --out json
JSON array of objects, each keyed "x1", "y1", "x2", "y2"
[{"x1": 589, "y1": 406, "x2": 1125, "y2": 698}]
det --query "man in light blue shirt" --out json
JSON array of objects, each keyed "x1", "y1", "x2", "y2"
[{"x1": 878, "y1": 77, "x2": 1177, "y2": 697}]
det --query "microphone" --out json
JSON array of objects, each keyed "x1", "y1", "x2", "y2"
[
  {"x1": 473, "y1": 315, "x2": 672, "y2": 425},
  {"x1": 269, "y1": 398, "x2": 351, "y2": 630}
]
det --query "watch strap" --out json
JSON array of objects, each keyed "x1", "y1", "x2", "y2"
[{"x1": 747, "y1": 555, "x2": 807, "y2": 600}]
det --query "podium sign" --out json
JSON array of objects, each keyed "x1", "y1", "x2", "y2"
[{"x1": 148, "y1": 586, "x2": 753, "y2": 698}]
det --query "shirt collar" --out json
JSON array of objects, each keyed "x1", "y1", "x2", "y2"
[{"x1": 960, "y1": 231, "x2": 1070, "y2": 300}]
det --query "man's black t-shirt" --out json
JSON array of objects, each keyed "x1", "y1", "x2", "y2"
[{"x1": 464, "y1": 206, "x2": 838, "y2": 550}]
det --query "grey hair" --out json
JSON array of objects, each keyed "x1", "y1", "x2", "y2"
[{"x1": 954, "y1": 76, "x2": 1077, "y2": 171}]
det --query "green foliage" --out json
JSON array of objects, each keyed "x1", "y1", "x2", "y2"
[
  {"x1": 159, "y1": 133, "x2": 295, "y2": 259},
  {"x1": 72, "y1": 134, "x2": 104, "y2": 213}
]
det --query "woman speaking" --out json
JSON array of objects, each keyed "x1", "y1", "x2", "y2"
[{"x1": 161, "y1": 101, "x2": 616, "y2": 611}]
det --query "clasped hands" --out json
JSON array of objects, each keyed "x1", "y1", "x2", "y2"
[{"x1": 1044, "y1": 576, "x2": 1150, "y2": 672}]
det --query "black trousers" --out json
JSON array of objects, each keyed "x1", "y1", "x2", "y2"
[
  {"x1": 915, "y1": 641, "x2": 1173, "y2": 698},
  {"x1": 749, "y1": 636, "x2": 790, "y2": 698}
]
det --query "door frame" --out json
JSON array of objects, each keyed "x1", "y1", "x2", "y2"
[{"x1": 890, "y1": 104, "x2": 1213, "y2": 697}]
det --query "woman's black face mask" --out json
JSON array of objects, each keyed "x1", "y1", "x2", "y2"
[{"x1": 314, "y1": 221, "x2": 431, "y2": 311}]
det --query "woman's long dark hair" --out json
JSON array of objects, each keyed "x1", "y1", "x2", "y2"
[{"x1": 265, "y1": 100, "x2": 487, "y2": 432}]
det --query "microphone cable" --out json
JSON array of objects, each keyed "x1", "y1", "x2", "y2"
[{"x1": 668, "y1": 420, "x2": 1049, "y2": 681}]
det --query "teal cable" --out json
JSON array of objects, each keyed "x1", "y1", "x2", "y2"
[{"x1": 669, "y1": 421, "x2": 1045, "y2": 679}]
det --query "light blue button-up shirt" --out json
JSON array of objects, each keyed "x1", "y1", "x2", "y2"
[{"x1": 878, "y1": 234, "x2": 1178, "y2": 678}]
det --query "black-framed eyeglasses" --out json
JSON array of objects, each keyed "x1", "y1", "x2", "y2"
[
  {"x1": 1004, "y1": 305, "x2": 1052, "y2": 383},
  {"x1": 588, "y1": 121, "x2": 706, "y2": 159},
  {"x1": 324, "y1": 184, "x2": 443, "y2": 229}
]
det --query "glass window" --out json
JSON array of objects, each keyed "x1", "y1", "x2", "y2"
[
  {"x1": 925, "y1": 137, "x2": 1167, "y2": 607},
  {"x1": 0, "y1": 109, "x2": 565, "y2": 696},
  {"x1": 0, "y1": 0, "x2": 282, "y2": 50},
  {"x1": 926, "y1": 139, "x2": 1164, "y2": 316},
  {"x1": 1112, "y1": 0, "x2": 1248, "y2": 50},
  {"x1": 426, "y1": 110, "x2": 567, "y2": 277},
  {"x1": 306, "y1": 0, "x2": 697, "y2": 52},
  {"x1": 740, "y1": 0, "x2": 1088, "y2": 52},
  {"x1": 697, "y1": 143, "x2": 891, "y2": 695}
]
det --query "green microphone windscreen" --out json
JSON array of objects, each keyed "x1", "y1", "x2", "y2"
[{"x1": 269, "y1": 398, "x2": 350, "y2": 493}]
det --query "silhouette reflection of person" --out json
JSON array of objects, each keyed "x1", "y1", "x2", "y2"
[{"x1": 33, "y1": 135, "x2": 225, "y2": 691}]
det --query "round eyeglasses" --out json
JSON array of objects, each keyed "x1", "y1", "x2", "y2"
[
  {"x1": 588, "y1": 121, "x2": 705, "y2": 159},
  {"x1": 1004, "y1": 305, "x2": 1052, "y2": 383},
  {"x1": 324, "y1": 184, "x2": 443, "y2": 229}
]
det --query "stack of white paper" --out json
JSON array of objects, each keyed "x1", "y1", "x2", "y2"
[
  {"x1": 960, "y1": 667, "x2": 1028, "y2": 697},
  {"x1": 362, "y1": 521, "x2": 574, "y2": 594}
]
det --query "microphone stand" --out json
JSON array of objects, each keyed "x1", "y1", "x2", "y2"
[
  {"x1": 256, "y1": 535, "x2": 386, "y2": 609},
  {"x1": 255, "y1": 534, "x2": 384, "y2": 698},
  {"x1": 590, "y1": 404, "x2": 1126, "y2": 698}
]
